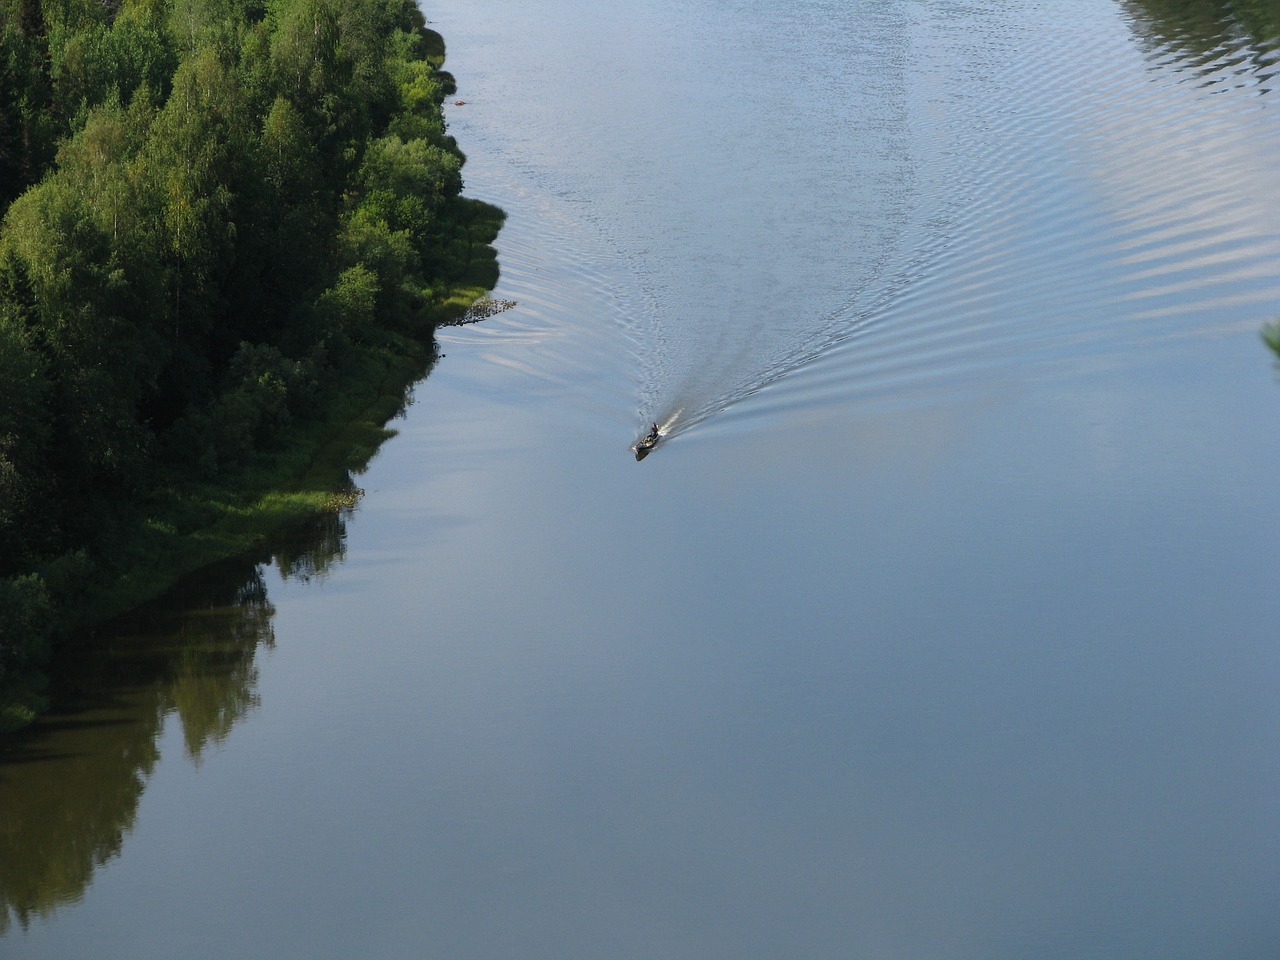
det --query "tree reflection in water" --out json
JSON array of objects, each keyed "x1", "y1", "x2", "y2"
[
  {"x1": 1120, "y1": 0, "x2": 1279, "y2": 360},
  {"x1": 0, "y1": 501, "x2": 354, "y2": 933},
  {"x1": 1123, "y1": 0, "x2": 1280, "y2": 58}
]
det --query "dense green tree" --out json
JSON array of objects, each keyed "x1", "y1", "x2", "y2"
[
  {"x1": 0, "y1": 571, "x2": 55, "y2": 730},
  {"x1": 0, "y1": 0, "x2": 56, "y2": 206},
  {"x1": 44, "y1": 11, "x2": 175, "y2": 119},
  {"x1": 247, "y1": 94, "x2": 330, "y2": 334},
  {"x1": 0, "y1": 0, "x2": 501, "y2": 729},
  {"x1": 314, "y1": 263, "x2": 378, "y2": 342},
  {"x1": 1, "y1": 0, "x2": 469, "y2": 500},
  {"x1": 4, "y1": 177, "x2": 156, "y2": 517},
  {"x1": 146, "y1": 49, "x2": 241, "y2": 326},
  {"x1": 0, "y1": 300, "x2": 50, "y2": 572}
]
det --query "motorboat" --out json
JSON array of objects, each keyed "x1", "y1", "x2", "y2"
[{"x1": 632, "y1": 424, "x2": 662, "y2": 461}]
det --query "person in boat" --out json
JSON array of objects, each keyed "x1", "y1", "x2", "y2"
[{"x1": 644, "y1": 423, "x2": 660, "y2": 445}]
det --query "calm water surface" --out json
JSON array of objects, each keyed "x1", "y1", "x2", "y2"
[{"x1": 4, "y1": 1, "x2": 1280, "y2": 957}]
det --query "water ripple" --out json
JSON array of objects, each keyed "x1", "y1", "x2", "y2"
[
  {"x1": 439, "y1": 0, "x2": 1280, "y2": 447},
  {"x1": 693, "y1": 0, "x2": 1280, "y2": 433}
]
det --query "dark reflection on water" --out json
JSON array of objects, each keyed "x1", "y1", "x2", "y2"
[
  {"x1": 0, "y1": 506, "x2": 353, "y2": 933},
  {"x1": 1122, "y1": 0, "x2": 1280, "y2": 101},
  {"x1": 1124, "y1": 0, "x2": 1280, "y2": 54}
]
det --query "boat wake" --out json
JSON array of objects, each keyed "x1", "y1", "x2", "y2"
[
  {"x1": 628, "y1": 1, "x2": 1280, "y2": 452},
  {"x1": 438, "y1": 0, "x2": 1280, "y2": 461}
]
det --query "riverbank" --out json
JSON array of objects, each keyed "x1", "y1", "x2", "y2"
[
  {"x1": 0, "y1": 192, "x2": 506, "y2": 732},
  {"x1": 0, "y1": 194, "x2": 504, "y2": 734},
  {"x1": 99, "y1": 196, "x2": 504, "y2": 614},
  {"x1": 0, "y1": 0, "x2": 508, "y2": 732}
]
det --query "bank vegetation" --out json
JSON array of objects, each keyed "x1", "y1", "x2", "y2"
[{"x1": 0, "y1": 0, "x2": 502, "y2": 729}]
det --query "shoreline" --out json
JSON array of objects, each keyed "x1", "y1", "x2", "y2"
[
  {"x1": 0, "y1": 13, "x2": 506, "y2": 732},
  {"x1": 0, "y1": 195, "x2": 504, "y2": 733}
]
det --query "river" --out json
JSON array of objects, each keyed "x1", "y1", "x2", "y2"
[{"x1": 3, "y1": 1, "x2": 1279, "y2": 957}]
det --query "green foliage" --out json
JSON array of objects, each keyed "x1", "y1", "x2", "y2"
[
  {"x1": 1264, "y1": 320, "x2": 1280, "y2": 362},
  {"x1": 361, "y1": 135, "x2": 462, "y2": 229},
  {"x1": 46, "y1": 10, "x2": 176, "y2": 118},
  {"x1": 170, "y1": 340, "x2": 323, "y2": 475},
  {"x1": 0, "y1": 6, "x2": 57, "y2": 206},
  {"x1": 0, "y1": 574, "x2": 52, "y2": 667},
  {"x1": 3, "y1": 163, "x2": 161, "y2": 509},
  {"x1": 0, "y1": 573, "x2": 54, "y2": 731},
  {"x1": 0, "y1": 0, "x2": 504, "y2": 730},
  {"x1": 337, "y1": 205, "x2": 418, "y2": 316},
  {"x1": 0, "y1": 308, "x2": 50, "y2": 572},
  {"x1": 316, "y1": 264, "x2": 379, "y2": 341}
]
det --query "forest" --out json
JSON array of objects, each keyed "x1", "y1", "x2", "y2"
[{"x1": 0, "y1": 0, "x2": 501, "y2": 729}]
